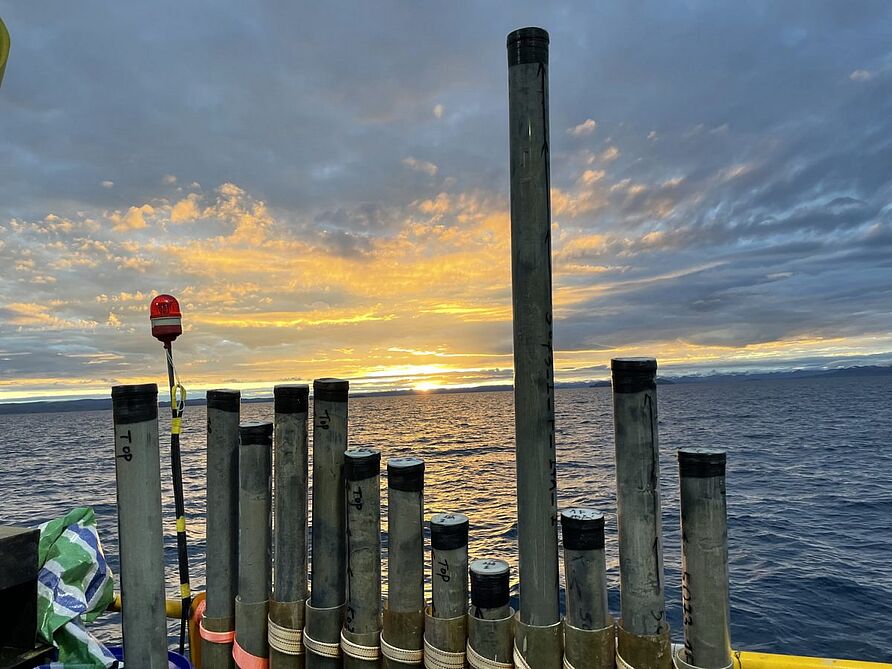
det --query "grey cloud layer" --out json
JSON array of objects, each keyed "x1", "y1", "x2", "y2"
[{"x1": 1, "y1": 1, "x2": 891, "y2": 391}]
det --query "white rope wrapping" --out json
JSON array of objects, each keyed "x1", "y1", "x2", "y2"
[
  {"x1": 303, "y1": 630, "x2": 340, "y2": 659},
  {"x1": 267, "y1": 616, "x2": 304, "y2": 656},
  {"x1": 562, "y1": 654, "x2": 576, "y2": 669},
  {"x1": 616, "y1": 651, "x2": 634, "y2": 669},
  {"x1": 512, "y1": 643, "x2": 532, "y2": 669},
  {"x1": 423, "y1": 637, "x2": 466, "y2": 669},
  {"x1": 380, "y1": 634, "x2": 423, "y2": 664},
  {"x1": 467, "y1": 641, "x2": 513, "y2": 669},
  {"x1": 672, "y1": 645, "x2": 733, "y2": 669},
  {"x1": 340, "y1": 629, "x2": 381, "y2": 661}
]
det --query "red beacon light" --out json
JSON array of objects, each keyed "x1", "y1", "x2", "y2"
[{"x1": 150, "y1": 294, "x2": 183, "y2": 344}]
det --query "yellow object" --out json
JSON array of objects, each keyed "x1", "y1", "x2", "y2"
[
  {"x1": 170, "y1": 382, "x2": 187, "y2": 415},
  {"x1": 734, "y1": 651, "x2": 892, "y2": 669},
  {"x1": 179, "y1": 583, "x2": 191, "y2": 598},
  {"x1": 171, "y1": 417, "x2": 182, "y2": 435},
  {"x1": 0, "y1": 18, "x2": 10, "y2": 87},
  {"x1": 109, "y1": 593, "x2": 185, "y2": 618},
  {"x1": 176, "y1": 515, "x2": 186, "y2": 532},
  {"x1": 189, "y1": 592, "x2": 206, "y2": 669}
]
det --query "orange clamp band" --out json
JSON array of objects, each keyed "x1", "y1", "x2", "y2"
[
  {"x1": 233, "y1": 638, "x2": 270, "y2": 669},
  {"x1": 196, "y1": 599, "x2": 235, "y2": 645}
]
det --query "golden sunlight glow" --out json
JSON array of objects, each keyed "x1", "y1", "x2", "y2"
[{"x1": 1, "y1": 179, "x2": 889, "y2": 403}]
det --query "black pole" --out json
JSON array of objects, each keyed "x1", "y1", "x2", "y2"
[{"x1": 165, "y1": 342, "x2": 192, "y2": 655}]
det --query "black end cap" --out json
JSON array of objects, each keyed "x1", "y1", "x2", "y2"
[
  {"x1": 678, "y1": 448, "x2": 726, "y2": 478},
  {"x1": 470, "y1": 559, "x2": 510, "y2": 609},
  {"x1": 431, "y1": 513, "x2": 469, "y2": 550},
  {"x1": 112, "y1": 383, "x2": 158, "y2": 424},
  {"x1": 507, "y1": 26, "x2": 549, "y2": 66},
  {"x1": 240, "y1": 420, "x2": 273, "y2": 446},
  {"x1": 560, "y1": 508, "x2": 605, "y2": 551},
  {"x1": 275, "y1": 384, "x2": 309, "y2": 415},
  {"x1": 314, "y1": 378, "x2": 349, "y2": 403},
  {"x1": 345, "y1": 449, "x2": 381, "y2": 481},
  {"x1": 611, "y1": 357, "x2": 657, "y2": 393},
  {"x1": 388, "y1": 457, "x2": 424, "y2": 492},
  {"x1": 207, "y1": 389, "x2": 240, "y2": 413}
]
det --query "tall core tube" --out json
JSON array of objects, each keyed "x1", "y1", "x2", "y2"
[
  {"x1": 612, "y1": 358, "x2": 672, "y2": 669},
  {"x1": 271, "y1": 384, "x2": 310, "y2": 667},
  {"x1": 678, "y1": 449, "x2": 732, "y2": 669},
  {"x1": 506, "y1": 25, "x2": 560, "y2": 630},
  {"x1": 307, "y1": 378, "x2": 349, "y2": 669},
  {"x1": 204, "y1": 389, "x2": 240, "y2": 668},
  {"x1": 612, "y1": 358, "x2": 666, "y2": 635},
  {"x1": 235, "y1": 420, "x2": 273, "y2": 664},
  {"x1": 112, "y1": 383, "x2": 167, "y2": 668}
]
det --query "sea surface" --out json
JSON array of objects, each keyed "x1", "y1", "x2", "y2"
[{"x1": 1, "y1": 377, "x2": 890, "y2": 662}]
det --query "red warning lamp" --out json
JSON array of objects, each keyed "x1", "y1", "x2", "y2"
[{"x1": 150, "y1": 294, "x2": 183, "y2": 344}]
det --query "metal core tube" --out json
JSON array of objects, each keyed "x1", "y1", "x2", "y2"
[
  {"x1": 311, "y1": 378, "x2": 349, "y2": 608},
  {"x1": 383, "y1": 458, "x2": 425, "y2": 667},
  {"x1": 430, "y1": 513, "x2": 469, "y2": 619},
  {"x1": 344, "y1": 448, "x2": 382, "y2": 668},
  {"x1": 611, "y1": 358, "x2": 667, "y2": 636},
  {"x1": 470, "y1": 559, "x2": 510, "y2": 621},
  {"x1": 112, "y1": 383, "x2": 167, "y2": 668},
  {"x1": 678, "y1": 449, "x2": 731, "y2": 669},
  {"x1": 507, "y1": 24, "x2": 560, "y2": 629},
  {"x1": 236, "y1": 420, "x2": 273, "y2": 661},
  {"x1": 272, "y1": 384, "x2": 311, "y2": 668},
  {"x1": 204, "y1": 388, "x2": 241, "y2": 668},
  {"x1": 561, "y1": 508, "x2": 609, "y2": 631}
]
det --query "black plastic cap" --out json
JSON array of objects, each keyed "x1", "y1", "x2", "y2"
[
  {"x1": 470, "y1": 559, "x2": 510, "y2": 610},
  {"x1": 678, "y1": 448, "x2": 726, "y2": 478},
  {"x1": 388, "y1": 457, "x2": 424, "y2": 492},
  {"x1": 507, "y1": 27, "x2": 549, "y2": 66},
  {"x1": 314, "y1": 378, "x2": 349, "y2": 403},
  {"x1": 611, "y1": 357, "x2": 657, "y2": 393},
  {"x1": 240, "y1": 421, "x2": 273, "y2": 446},
  {"x1": 275, "y1": 384, "x2": 309, "y2": 415},
  {"x1": 561, "y1": 508, "x2": 605, "y2": 551},
  {"x1": 431, "y1": 513, "x2": 469, "y2": 550},
  {"x1": 345, "y1": 449, "x2": 381, "y2": 481},
  {"x1": 207, "y1": 389, "x2": 240, "y2": 413},
  {"x1": 112, "y1": 383, "x2": 158, "y2": 424}
]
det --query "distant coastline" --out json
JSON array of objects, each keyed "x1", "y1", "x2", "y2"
[{"x1": 1, "y1": 365, "x2": 889, "y2": 416}]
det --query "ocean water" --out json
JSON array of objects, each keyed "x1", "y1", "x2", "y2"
[{"x1": 1, "y1": 377, "x2": 890, "y2": 662}]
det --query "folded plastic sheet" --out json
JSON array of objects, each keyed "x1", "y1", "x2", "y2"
[{"x1": 36, "y1": 506, "x2": 116, "y2": 668}]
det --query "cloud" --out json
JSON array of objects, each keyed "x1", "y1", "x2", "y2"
[
  {"x1": 101, "y1": 180, "x2": 114, "y2": 189},
  {"x1": 433, "y1": 104, "x2": 444, "y2": 119},
  {"x1": 578, "y1": 169, "x2": 606, "y2": 186},
  {"x1": 170, "y1": 194, "x2": 201, "y2": 223},
  {"x1": 108, "y1": 204, "x2": 155, "y2": 232},
  {"x1": 849, "y1": 69, "x2": 872, "y2": 81},
  {"x1": 600, "y1": 146, "x2": 621, "y2": 162},
  {"x1": 567, "y1": 119, "x2": 597, "y2": 136},
  {"x1": 402, "y1": 156, "x2": 439, "y2": 176}
]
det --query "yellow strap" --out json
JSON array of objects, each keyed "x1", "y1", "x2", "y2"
[
  {"x1": 176, "y1": 516, "x2": 186, "y2": 532},
  {"x1": 180, "y1": 583, "x2": 191, "y2": 598},
  {"x1": 171, "y1": 417, "x2": 182, "y2": 435}
]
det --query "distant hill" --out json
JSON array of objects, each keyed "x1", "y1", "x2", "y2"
[
  {"x1": 0, "y1": 365, "x2": 888, "y2": 415},
  {"x1": 666, "y1": 364, "x2": 892, "y2": 384}
]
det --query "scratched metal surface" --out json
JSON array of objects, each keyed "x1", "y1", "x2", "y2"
[{"x1": 1, "y1": 377, "x2": 890, "y2": 661}]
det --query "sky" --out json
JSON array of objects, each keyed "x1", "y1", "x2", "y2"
[{"x1": 1, "y1": 2, "x2": 891, "y2": 401}]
